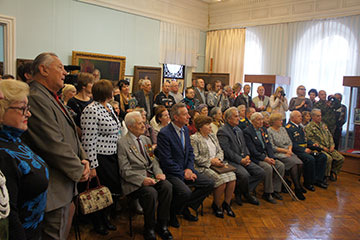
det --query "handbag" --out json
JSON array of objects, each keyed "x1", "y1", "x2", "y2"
[
  {"x1": 210, "y1": 163, "x2": 237, "y2": 174},
  {"x1": 78, "y1": 176, "x2": 113, "y2": 215}
]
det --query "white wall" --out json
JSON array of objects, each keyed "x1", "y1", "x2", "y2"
[
  {"x1": 0, "y1": 25, "x2": 3, "y2": 62},
  {"x1": 0, "y1": 0, "x2": 206, "y2": 75}
]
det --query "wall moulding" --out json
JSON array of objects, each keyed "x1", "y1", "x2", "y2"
[{"x1": 0, "y1": 14, "x2": 16, "y2": 76}]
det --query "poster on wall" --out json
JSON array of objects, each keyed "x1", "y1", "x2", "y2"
[{"x1": 72, "y1": 51, "x2": 126, "y2": 81}]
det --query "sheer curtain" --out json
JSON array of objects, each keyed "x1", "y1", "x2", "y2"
[
  {"x1": 205, "y1": 28, "x2": 246, "y2": 86},
  {"x1": 159, "y1": 22, "x2": 200, "y2": 67}
]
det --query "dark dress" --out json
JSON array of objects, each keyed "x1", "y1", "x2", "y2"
[
  {"x1": 0, "y1": 125, "x2": 49, "y2": 240},
  {"x1": 67, "y1": 97, "x2": 93, "y2": 127}
]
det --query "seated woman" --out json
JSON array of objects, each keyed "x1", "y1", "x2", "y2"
[
  {"x1": 153, "y1": 106, "x2": 170, "y2": 139},
  {"x1": 187, "y1": 109, "x2": 199, "y2": 135},
  {"x1": 150, "y1": 105, "x2": 166, "y2": 132},
  {"x1": 209, "y1": 107, "x2": 224, "y2": 135},
  {"x1": 289, "y1": 85, "x2": 312, "y2": 113},
  {"x1": 261, "y1": 111, "x2": 271, "y2": 128},
  {"x1": 237, "y1": 105, "x2": 250, "y2": 130},
  {"x1": 197, "y1": 104, "x2": 209, "y2": 116},
  {"x1": 267, "y1": 113, "x2": 305, "y2": 200},
  {"x1": 81, "y1": 80, "x2": 122, "y2": 235},
  {"x1": 190, "y1": 116, "x2": 236, "y2": 218},
  {"x1": 181, "y1": 87, "x2": 199, "y2": 111},
  {"x1": 301, "y1": 111, "x2": 311, "y2": 127},
  {"x1": 0, "y1": 80, "x2": 49, "y2": 239}
]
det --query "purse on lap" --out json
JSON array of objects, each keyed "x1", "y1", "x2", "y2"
[
  {"x1": 210, "y1": 164, "x2": 237, "y2": 174},
  {"x1": 78, "y1": 176, "x2": 113, "y2": 215}
]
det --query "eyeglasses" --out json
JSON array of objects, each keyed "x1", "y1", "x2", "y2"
[{"x1": 7, "y1": 105, "x2": 31, "y2": 115}]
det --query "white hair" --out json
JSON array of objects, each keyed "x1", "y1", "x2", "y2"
[
  {"x1": 124, "y1": 111, "x2": 142, "y2": 127},
  {"x1": 250, "y1": 112, "x2": 263, "y2": 122}
]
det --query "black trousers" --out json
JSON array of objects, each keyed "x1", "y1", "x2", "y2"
[
  {"x1": 296, "y1": 152, "x2": 327, "y2": 184},
  {"x1": 129, "y1": 180, "x2": 172, "y2": 229},
  {"x1": 166, "y1": 173, "x2": 214, "y2": 216}
]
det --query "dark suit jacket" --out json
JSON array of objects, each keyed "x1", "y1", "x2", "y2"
[
  {"x1": 194, "y1": 88, "x2": 207, "y2": 104},
  {"x1": 133, "y1": 90, "x2": 154, "y2": 118},
  {"x1": 234, "y1": 93, "x2": 254, "y2": 108},
  {"x1": 157, "y1": 124, "x2": 196, "y2": 180},
  {"x1": 22, "y1": 81, "x2": 86, "y2": 212},
  {"x1": 285, "y1": 121, "x2": 314, "y2": 154},
  {"x1": 217, "y1": 123, "x2": 250, "y2": 165},
  {"x1": 243, "y1": 125, "x2": 275, "y2": 164}
]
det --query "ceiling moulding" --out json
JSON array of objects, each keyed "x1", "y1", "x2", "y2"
[{"x1": 78, "y1": 0, "x2": 209, "y2": 30}]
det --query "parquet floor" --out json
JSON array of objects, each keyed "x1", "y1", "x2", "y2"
[{"x1": 69, "y1": 172, "x2": 360, "y2": 240}]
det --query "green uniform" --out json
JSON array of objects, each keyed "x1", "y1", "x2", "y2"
[
  {"x1": 314, "y1": 99, "x2": 341, "y2": 135},
  {"x1": 305, "y1": 121, "x2": 344, "y2": 176}
]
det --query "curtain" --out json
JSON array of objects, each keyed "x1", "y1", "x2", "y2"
[
  {"x1": 159, "y1": 22, "x2": 200, "y2": 67},
  {"x1": 205, "y1": 28, "x2": 246, "y2": 86}
]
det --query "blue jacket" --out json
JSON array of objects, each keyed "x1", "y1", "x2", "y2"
[{"x1": 157, "y1": 124, "x2": 196, "y2": 180}]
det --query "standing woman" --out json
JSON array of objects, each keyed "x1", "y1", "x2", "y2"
[
  {"x1": 81, "y1": 80, "x2": 121, "y2": 235},
  {"x1": 114, "y1": 79, "x2": 137, "y2": 121},
  {"x1": 289, "y1": 85, "x2": 312, "y2": 112},
  {"x1": 267, "y1": 113, "x2": 305, "y2": 200},
  {"x1": 269, "y1": 86, "x2": 288, "y2": 125},
  {"x1": 61, "y1": 84, "x2": 76, "y2": 106},
  {"x1": 0, "y1": 80, "x2": 49, "y2": 239},
  {"x1": 191, "y1": 116, "x2": 236, "y2": 218}
]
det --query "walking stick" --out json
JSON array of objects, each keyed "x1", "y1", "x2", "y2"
[{"x1": 271, "y1": 165, "x2": 299, "y2": 201}]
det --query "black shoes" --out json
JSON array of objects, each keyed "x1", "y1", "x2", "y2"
[
  {"x1": 222, "y1": 201, "x2": 236, "y2": 217},
  {"x1": 94, "y1": 223, "x2": 108, "y2": 236},
  {"x1": 169, "y1": 215, "x2": 179, "y2": 228},
  {"x1": 244, "y1": 194, "x2": 260, "y2": 206},
  {"x1": 330, "y1": 172, "x2": 337, "y2": 182},
  {"x1": 295, "y1": 188, "x2": 306, "y2": 200},
  {"x1": 234, "y1": 194, "x2": 243, "y2": 206},
  {"x1": 144, "y1": 228, "x2": 156, "y2": 240},
  {"x1": 304, "y1": 184, "x2": 315, "y2": 192},
  {"x1": 272, "y1": 192, "x2": 283, "y2": 200},
  {"x1": 314, "y1": 181, "x2": 328, "y2": 189},
  {"x1": 211, "y1": 202, "x2": 224, "y2": 218},
  {"x1": 262, "y1": 193, "x2": 277, "y2": 204},
  {"x1": 104, "y1": 216, "x2": 117, "y2": 231},
  {"x1": 182, "y1": 208, "x2": 198, "y2": 222},
  {"x1": 155, "y1": 223, "x2": 173, "y2": 240}
]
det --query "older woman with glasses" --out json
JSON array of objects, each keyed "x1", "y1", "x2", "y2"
[
  {"x1": 191, "y1": 116, "x2": 236, "y2": 218},
  {"x1": 0, "y1": 80, "x2": 49, "y2": 240},
  {"x1": 289, "y1": 85, "x2": 313, "y2": 113}
]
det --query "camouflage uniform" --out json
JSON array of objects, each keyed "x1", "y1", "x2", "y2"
[
  {"x1": 305, "y1": 121, "x2": 344, "y2": 177},
  {"x1": 286, "y1": 122, "x2": 327, "y2": 185},
  {"x1": 314, "y1": 99, "x2": 341, "y2": 135}
]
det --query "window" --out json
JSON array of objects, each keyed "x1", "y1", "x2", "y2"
[{"x1": 163, "y1": 64, "x2": 185, "y2": 79}]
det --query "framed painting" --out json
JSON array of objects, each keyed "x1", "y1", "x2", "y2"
[
  {"x1": 133, "y1": 66, "x2": 162, "y2": 95},
  {"x1": 72, "y1": 51, "x2": 126, "y2": 81},
  {"x1": 124, "y1": 75, "x2": 134, "y2": 93}
]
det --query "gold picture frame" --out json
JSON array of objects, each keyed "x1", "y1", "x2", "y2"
[
  {"x1": 124, "y1": 75, "x2": 134, "y2": 93},
  {"x1": 72, "y1": 51, "x2": 126, "y2": 81}
]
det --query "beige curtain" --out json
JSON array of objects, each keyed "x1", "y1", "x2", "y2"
[{"x1": 205, "y1": 28, "x2": 246, "y2": 86}]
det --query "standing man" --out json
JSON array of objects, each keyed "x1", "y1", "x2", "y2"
[
  {"x1": 169, "y1": 80, "x2": 183, "y2": 104},
  {"x1": 118, "y1": 112, "x2": 173, "y2": 240},
  {"x1": 305, "y1": 109, "x2": 344, "y2": 182},
  {"x1": 234, "y1": 84, "x2": 254, "y2": 108},
  {"x1": 194, "y1": 78, "x2": 207, "y2": 104},
  {"x1": 154, "y1": 80, "x2": 175, "y2": 109},
  {"x1": 157, "y1": 103, "x2": 214, "y2": 228},
  {"x1": 334, "y1": 93, "x2": 347, "y2": 150},
  {"x1": 286, "y1": 111, "x2": 328, "y2": 190},
  {"x1": 217, "y1": 107, "x2": 265, "y2": 206},
  {"x1": 207, "y1": 80, "x2": 230, "y2": 112},
  {"x1": 253, "y1": 86, "x2": 270, "y2": 112},
  {"x1": 134, "y1": 79, "x2": 154, "y2": 121},
  {"x1": 22, "y1": 53, "x2": 90, "y2": 239}
]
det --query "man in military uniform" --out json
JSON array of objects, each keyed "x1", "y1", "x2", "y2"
[
  {"x1": 313, "y1": 90, "x2": 341, "y2": 136},
  {"x1": 286, "y1": 111, "x2": 328, "y2": 190},
  {"x1": 305, "y1": 109, "x2": 344, "y2": 181}
]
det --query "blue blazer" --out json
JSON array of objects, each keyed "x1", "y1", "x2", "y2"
[{"x1": 157, "y1": 123, "x2": 196, "y2": 180}]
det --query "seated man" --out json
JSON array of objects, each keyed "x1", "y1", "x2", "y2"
[
  {"x1": 243, "y1": 113, "x2": 285, "y2": 204},
  {"x1": 157, "y1": 103, "x2": 214, "y2": 228},
  {"x1": 118, "y1": 111, "x2": 173, "y2": 240},
  {"x1": 305, "y1": 109, "x2": 345, "y2": 182},
  {"x1": 217, "y1": 107, "x2": 265, "y2": 206},
  {"x1": 286, "y1": 111, "x2": 328, "y2": 190}
]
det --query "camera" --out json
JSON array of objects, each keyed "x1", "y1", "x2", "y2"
[
  {"x1": 64, "y1": 65, "x2": 80, "y2": 85},
  {"x1": 279, "y1": 90, "x2": 286, "y2": 97},
  {"x1": 327, "y1": 95, "x2": 336, "y2": 102}
]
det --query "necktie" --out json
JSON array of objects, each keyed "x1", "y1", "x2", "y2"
[
  {"x1": 136, "y1": 138, "x2": 146, "y2": 159},
  {"x1": 180, "y1": 128, "x2": 185, "y2": 149}
]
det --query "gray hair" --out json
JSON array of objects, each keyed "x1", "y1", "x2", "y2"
[
  {"x1": 124, "y1": 111, "x2": 142, "y2": 127},
  {"x1": 290, "y1": 110, "x2": 300, "y2": 119},
  {"x1": 209, "y1": 107, "x2": 221, "y2": 118},
  {"x1": 224, "y1": 107, "x2": 238, "y2": 121},
  {"x1": 32, "y1": 52, "x2": 58, "y2": 76},
  {"x1": 223, "y1": 85, "x2": 232, "y2": 91},
  {"x1": 141, "y1": 79, "x2": 151, "y2": 86},
  {"x1": 311, "y1": 108, "x2": 321, "y2": 117},
  {"x1": 250, "y1": 112, "x2": 263, "y2": 122},
  {"x1": 170, "y1": 103, "x2": 187, "y2": 121}
]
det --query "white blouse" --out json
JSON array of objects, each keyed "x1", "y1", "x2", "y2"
[{"x1": 81, "y1": 101, "x2": 121, "y2": 169}]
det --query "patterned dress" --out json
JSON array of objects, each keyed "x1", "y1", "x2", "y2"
[{"x1": 0, "y1": 125, "x2": 49, "y2": 240}]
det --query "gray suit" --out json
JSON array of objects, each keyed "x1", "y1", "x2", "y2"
[
  {"x1": 22, "y1": 81, "x2": 87, "y2": 239},
  {"x1": 117, "y1": 133, "x2": 172, "y2": 229}
]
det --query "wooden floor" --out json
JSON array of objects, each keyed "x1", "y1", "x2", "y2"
[{"x1": 69, "y1": 172, "x2": 360, "y2": 240}]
